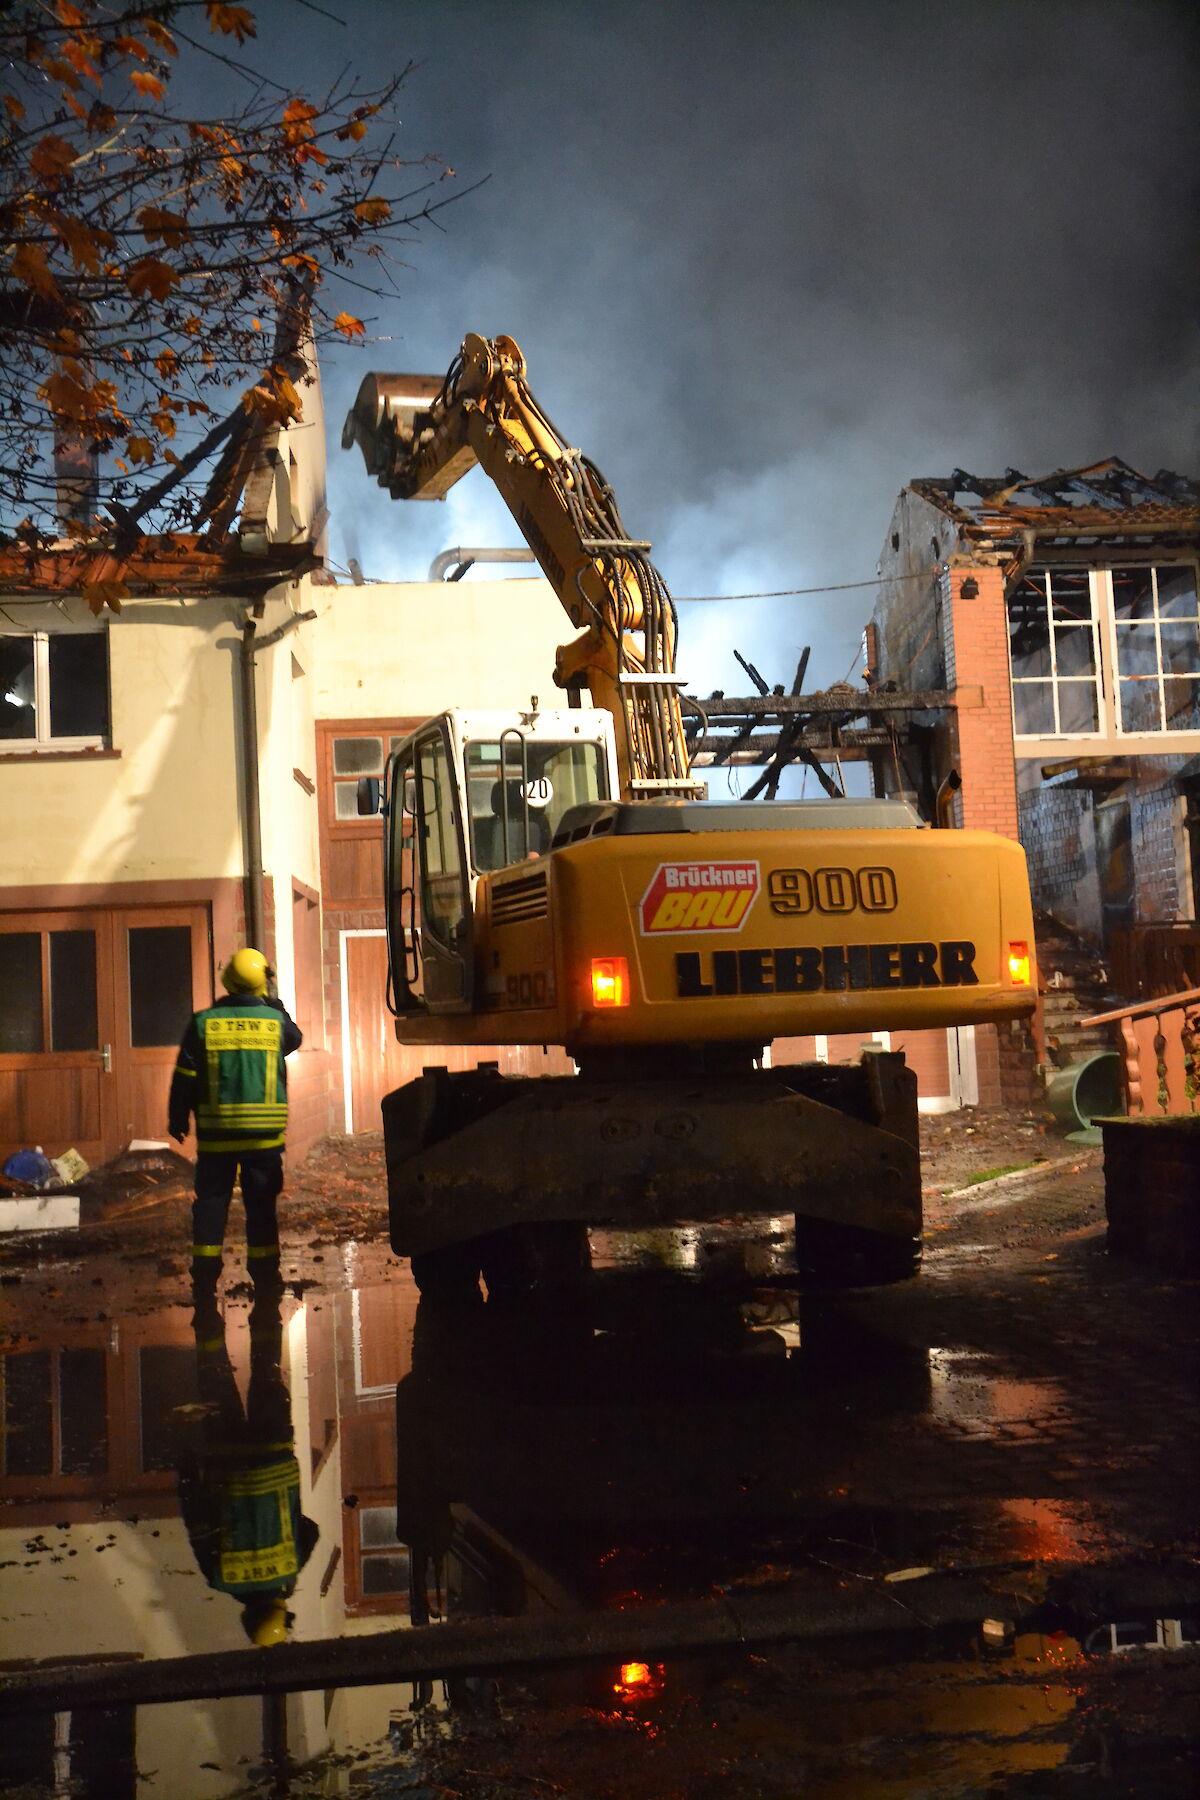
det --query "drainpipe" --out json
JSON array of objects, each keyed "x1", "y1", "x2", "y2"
[{"x1": 238, "y1": 609, "x2": 318, "y2": 953}]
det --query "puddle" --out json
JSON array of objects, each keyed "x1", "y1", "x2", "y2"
[{"x1": 1, "y1": 1228, "x2": 1197, "y2": 1796}]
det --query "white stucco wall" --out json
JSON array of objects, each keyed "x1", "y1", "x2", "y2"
[
  {"x1": 308, "y1": 576, "x2": 570, "y2": 722},
  {"x1": 0, "y1": 594, "x2": 243, "y2": 889}
]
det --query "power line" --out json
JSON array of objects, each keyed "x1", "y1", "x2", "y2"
[
  {"x1": 675, "y1": 570, "x2": 936, "y2": 603},
  {"x1": 327, "y1": 561, "x2": 940, "y2": 601}
]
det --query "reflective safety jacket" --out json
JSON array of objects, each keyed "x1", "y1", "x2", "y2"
[
  {"x1": 169, "y1": 994, "x2": 302, "y2": 1153},
  {"x1": 180, "y1": 1447, "x2": 319, "y2": 1596}
]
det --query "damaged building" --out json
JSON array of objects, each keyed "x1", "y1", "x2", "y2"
[
  {"x1": 0, "y1": 370, "x2": 571, "y2": 1172},
  {"x1": 871, "y1": 458, "x2": 1200, "y2": 1084}
]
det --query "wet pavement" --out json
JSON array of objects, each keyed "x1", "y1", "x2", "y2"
[{"x1": 1, "y1": 1121, "x2": 1198, "y2": 1797}]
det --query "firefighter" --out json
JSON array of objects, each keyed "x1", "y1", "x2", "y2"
[
  {"x1": 169, "y1": 948, "x2": 302, "y2": 1296},
  {"x1": 179, "y1": 1292, "x2": 318, "y2": 1645}
]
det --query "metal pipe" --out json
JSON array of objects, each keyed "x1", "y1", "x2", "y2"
[
  {"x1": 0, "y1": 1575, "x2": 1022, "y2": 1715},
  {"x1": 240, "y1": 619, "x2": 265, "y2": 953},
  {"x1": 427, "y1": 546, "x2": 536, "y2": 582},
  {"x1": 935, "y1": 768, "x2": 962, "y2": 828}
]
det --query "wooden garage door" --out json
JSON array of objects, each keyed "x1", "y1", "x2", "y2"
[
  {"x1": 341, "y1": 930, "x2": 573, "y2": 1135},
  {"x1": 0, "y1": 906, "x2": 209, "y2": 1166}
]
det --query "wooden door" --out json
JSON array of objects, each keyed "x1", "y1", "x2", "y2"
[
  {"x1": 341, "y1": 930, "x2": 574, "y2": 1135},
  {"x1": 110, "y1": 906, "x2": 210, "y2": 1154},
  {"x1": 0, "y1": 906, "x2": 209, "y2": 1166},
  {"x1": 343, "y1": 931, "x2": 410, "y2": 1134},
  {"x1": 0, "y1": 910, "x2": 115, "y2": 1165}
]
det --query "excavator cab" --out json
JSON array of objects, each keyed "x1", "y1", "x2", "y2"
[{"x1": 378, "y1": 707, "x2": 618, "y2": 1017}]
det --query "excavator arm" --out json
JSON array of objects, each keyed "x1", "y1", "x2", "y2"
[{"x1": 341, "y1": 333, "x2": 698, "y2": 801}]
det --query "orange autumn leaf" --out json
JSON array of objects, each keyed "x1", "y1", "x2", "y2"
[
  {"x1": 41, "y1": 368, "x2": 93, "y2": 419},
  {"x1": 353, "y1": 197, "x2": 390, "y2": 225},
  {"x1": 30, "y1": 135, "x2": 77, "y2": 182},
  {"x1": 48, "y1": 212, "x2": 111, "y2": 275},
  {"x1": 82, "y1": 578, "x2": 129, "y2": 615},
  {"x1": 206, "y1": 2, "x2": 256, "y2": 44},
  {"x1": 130, "y1": 70, "x2": 166, "y2": 101},
  {"x1": 3, "y1": 95, "x2": 26, "y2": 121},
  {"x1": 11, "y1": 243, "x2": 60, "y2": 300},
  {"x1": 126, "y1": 256, "x2": 179, "y2": 300},
  {"x1": 282, "y1": 98, "x2": 319, "y2": 133},
  {"x1": 60, "y1": 35, "x2": 102, "y2": 85},
  {"x1": 137, "y1": 205, "x2": 188, "y2": 248},
  {"x1": 125, "y1": 435, "x2": 155, "y2": 465},
  {"x1": 55, "y1": 0, "x2": 87, "y2": 25},
  {"x1": 333, "y1": 312, "x2": 366, "y2": 339},
  {"x1": 144, "y1": 20, "x2": 177, "y2": 55}
]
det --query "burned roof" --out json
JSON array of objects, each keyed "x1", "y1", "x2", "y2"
[{"x1": 911, "y1": 458, "x2": 1200, "y2": 545}]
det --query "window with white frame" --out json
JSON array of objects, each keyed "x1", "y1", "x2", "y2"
[
  {"x1": 0, "y1": 630, "x2": 110, "y2": 750},
  {"x1": 1007, "y1": 565, "x2": 1200, "y2": 740},
  {"x1": 330, "y1": 731, "x2": 406, "y2": 818},
  {"x1": 1111, "y1": 567, "x2": 1200, "y2": 733}
]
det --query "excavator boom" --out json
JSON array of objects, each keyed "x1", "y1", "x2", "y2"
[{"x1": 342, "y1": 334, "x2": 698, "y2": 800}]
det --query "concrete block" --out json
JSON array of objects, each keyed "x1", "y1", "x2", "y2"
[{"x1": 0, "y1": 1193, "x2": 81, "y2": 1233}]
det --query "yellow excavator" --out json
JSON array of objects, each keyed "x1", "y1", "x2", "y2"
[{"x1": 342, "y1": 334, "x2": 1036, "y2": 1295}]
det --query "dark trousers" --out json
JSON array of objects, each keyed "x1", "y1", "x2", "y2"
[{"x1": 192, "y1": 1149, "x2": 284, "y2": 1257}]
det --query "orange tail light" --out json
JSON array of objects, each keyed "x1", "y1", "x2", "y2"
[
  {"x1": 614, "y1": 1660, "x2": 664, "y2": 1698},
  {"x1": 1008, "y1": 942, "x2": 1031, "y2": 986},
  {"x1": 590, "y1": 956, "x2": 629, "y2": 1007}
]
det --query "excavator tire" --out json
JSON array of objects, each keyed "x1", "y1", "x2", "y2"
[
  {"x1": 793, "y1": 1216, "x2": 921, "y2": 1288},
  {"x1": 409, "y1": 1241, "x2": 483, "y2": 1301},
  {"x1": 477, "y1": 1221, "x2": 592, "y2": 1307}
]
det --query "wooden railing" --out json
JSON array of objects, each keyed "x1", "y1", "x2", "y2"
[
  {"x1": 1106, "y1": 924, "x2": 1200, "y2": 1002},
  {"x1": 1080, "y1": 985, "x2": 1200, "y2": 1116}
]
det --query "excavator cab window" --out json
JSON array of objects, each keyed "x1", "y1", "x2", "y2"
[
  {"x1": 414, "y1": 728, "x2": 473, "y2": 1009},
  {"x1": 466, "y1": 738, "x2": 609, "y2": 872},
  {"x1": 385, "y1": 727, "x2": 474, "y2": 1014}
]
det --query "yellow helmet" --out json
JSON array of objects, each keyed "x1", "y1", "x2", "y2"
[
  {"x1": 242, "y1": 1596, "x2": 289, "y2": 1646},
  {"x1": 222, "y1": 948, "x2": 269, "y2": 996}
]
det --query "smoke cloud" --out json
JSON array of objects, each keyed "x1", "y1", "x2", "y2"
[{"x1": 259, "y1": 0, "x2": 1200, "y2": 694}]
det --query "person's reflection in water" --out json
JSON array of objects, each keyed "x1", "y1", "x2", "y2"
[{"x1": 179, "y1": 1296, "x2": 318, "y2": 1646}]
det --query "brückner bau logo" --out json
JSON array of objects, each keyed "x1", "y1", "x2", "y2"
[{"x1": 639, "y1": 862, "x2": 761, "y2": 934}]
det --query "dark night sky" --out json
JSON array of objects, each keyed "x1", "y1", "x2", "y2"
[{"x1": 250, "y1": 0, "x2": 1199, "y2": 696}]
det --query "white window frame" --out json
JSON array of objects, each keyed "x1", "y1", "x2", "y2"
[
  {"x1": 1008, "y1": 563, "x2": 1200, "y2": 756},
  {"x1": 1103, "y1": 565, "x2": 1200, "y2": 737},
  {"x1": 0, "y1": 627, "x2": 110, "y2": 753}
]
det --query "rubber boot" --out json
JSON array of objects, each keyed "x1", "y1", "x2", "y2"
[
  {"x1": 190, "y1": 1244, "x2": 222, "y2": 1307},
  {"x1": 248, "y1": 1244, "x2": 284, "y2": 1298}
]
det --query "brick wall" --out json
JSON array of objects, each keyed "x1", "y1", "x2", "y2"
[
  {"x1": 1016, "y1": 757, "x2": 1190, "y2": 944},
  {"x1": 943, "y1": 564, "x2": 1020, "y2": 841},
  {"x1": 1018, "y1": 783, "x2": 1103, "y2": 944},
  {"x1": 1131, "y1": 759, "x2": 1186, "y2": 923}
]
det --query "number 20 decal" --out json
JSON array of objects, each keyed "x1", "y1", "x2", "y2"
[{"x1": 768, "y1": 866, "x2": 898, "y2": 915}]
